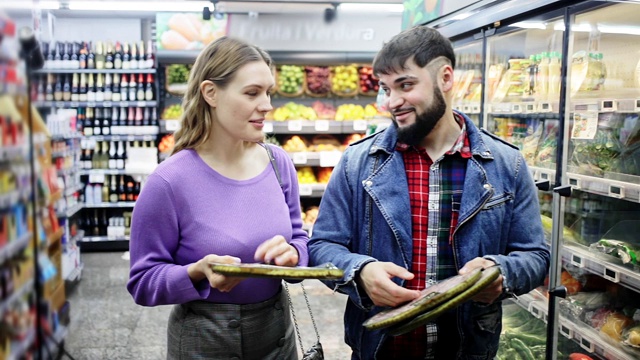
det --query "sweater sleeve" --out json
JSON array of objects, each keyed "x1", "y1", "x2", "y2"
[
  {"x1": 272, "y1": 145, "x2": 309, "y2": 267},
  {"x1": 127, "y1": 173, "x2": 210, "y2": 306}
]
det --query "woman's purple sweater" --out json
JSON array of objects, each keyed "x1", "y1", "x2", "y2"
[{"x1": 127, "y1": 146, "x2": 309, "y2": 306}]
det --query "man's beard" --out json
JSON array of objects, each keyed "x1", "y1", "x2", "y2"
[{"x1": 393, "y1": 86, "x2": 447, "y2": 147}]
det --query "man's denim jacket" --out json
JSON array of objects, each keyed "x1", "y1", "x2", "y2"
[{"x1": 309, "y1": 112, "x2": 551, "y2": 360}]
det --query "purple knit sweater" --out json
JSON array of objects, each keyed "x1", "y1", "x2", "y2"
[{"x1": 127, "y1": 145, "x2": 309, "y2": 306}]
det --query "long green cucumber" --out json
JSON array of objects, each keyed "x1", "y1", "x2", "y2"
[
  {"x1": 387, "y1": 266, "x2": 501, "y2": 336},
  {"x1": 363, "y1": 268, "x2": 482, "y2": 331}
]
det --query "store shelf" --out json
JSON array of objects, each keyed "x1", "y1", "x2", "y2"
[
  {"x1": 79, "y1": 237, "x2": 129, "y2": 252},
  {"x1": 0, "y1": 232, "x2": 32, "y2": 264},
  {"x1": 288, "y1": 151, "x2": 342, "y2": 167},
  {"x1": 511, "y1": 294, "x2": 637, "y2": 360},
  {"x1": 33, "y1": 100, "x2": 158, "y2": 108},
  {"x1": 530, "y1": 166, "x2": 557, "y2": 185},
  {"x1": 562, "y1": 242, "x2": 640, "y2": 293},
  {"x1": 566, "y1": 172, "x2": 640, "y2": 203},
  {"x1": 486, "y1": 101, "x2": 561, "y2": 116},
  {"x1": 0, "y1": 278, "x2": 35, "y2": 316},
  {"x1": 57, "y1": 202, "x2": 83, "y2": 218},
  {"x1": 453, "y1": 102, "x2": 481, "y2": 115},
  {"x1": 84, "y1": 134, "x2": 157, "y2": 142},
  {"x1": 83, "y1": 202, "x2": 136, "y2": 208},
  {"x1": 51, "y1": 148, "x2": 80, "y2": 159},
  {"x1": 79, "y1": 168, "x2": 153, "y2": 176},
  {"x1": 64, "y1": 182, "x2": 84, "y2": 197},
  {"x1": 157, "y1": 50, "x2": 376, "y2": 65},
  {"x1": 298, "y1": 184, "x2": 326, "y2": 198},
  {"x1": 0, "y1": 144, "x2": 29, "y2": 162},
  {"x1": 0, "y1": 190, "x2": 21, "y2": 210},
  {"x1": 266, "y1": 120, "x2": 375, "y2": 134},
  {"x1": 571, "y1": 98, "x2": 640, "y2": 114},
  {"x1": 35, "y1": 68, "x2": 156, "y2": 74},
  {"x1": 51, "y1": 133, "x2": 83, "y2": 141},
  {"x1": 9, "y1": 327, "x2": 36, "y2": 360},
  {"x1": 159, "y1": 119, "x2": 180, "y2": 133}
]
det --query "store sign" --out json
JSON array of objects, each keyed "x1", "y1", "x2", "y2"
[
  {"x1": 229, "y1": 13, "x2": 401, "y2": 52},
  {"x1": 156, "y1": 13, "x2": 228, "y2": 51}
]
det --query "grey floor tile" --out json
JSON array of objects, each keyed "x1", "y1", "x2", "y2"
[{"x1": 64, "y1": 252, "x2": 352, "y2": 360}]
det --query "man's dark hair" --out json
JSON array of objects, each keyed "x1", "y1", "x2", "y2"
[{"x1": 373, "y1": 26, "x2": 456, "y2": 75}]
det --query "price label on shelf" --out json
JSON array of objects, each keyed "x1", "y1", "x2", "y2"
[
  {"x1": 87, "y1": 101, "x2": 96, "y2": 108},
  {"x1": 600, "y1": 99, "x2": 617, "y2": 112},
  {"x1": 568, "y1": 177, "x2": 581, "y2": 189},
  {"x1": 262, "y1": 121, "x2": 273, "y2": 133},
  {"x1": 314, "y1": 120, "x2": 329, "y2": 132},
  {"x1": 524, "y1": 103, "x2": 536, "y2": 113},
  {"x1": 292, "y1": 152, "x2": 308, "y2": 164},
  {"x1": 103, "y1": 101, "x2": 112, "y2": 108},
  {"x1": 538, "y1": 102, "x2": 552, "y2": 113},
  {"x1": 56, "y1": 101, "x2": 66, "y2": 108},
  {"x1": 299, "y1": 185, "x2": 313, "y2": 196},
  {"x1": 136, "y1": 101, "x2": 146, "y2": 107},
  {"x1": 559, "y1": 322, "x2": 573, "y2": 339},
  {"x1": 570, "y1": 253, "x2": 585, "y2": 268},
  {"x1": 511, "y1": 103, "x2": 522, "y2": 113},
  {"x1": 578, "y1": 334, "x2": 595, "y2": 353},
  {"x1": 635, "y1": 99, "x2": 640, "y2": 112},
  {"x1": 319, "y1": 151, "x2": 341, "y2": 167},
  {"x1": 120, "y1": 101, "x2": 129, "y2": 107},
  {"x1": 165, "y1": 120, "x2": 180, "y2": 132},
  {"x1": 69, "y1": 102, "x2": 79, "y2": 108},
  {"x1": 288, "y1": 120, "x2": 303, "y2": 132},
  {"x1": 608, "y1": 184, "x2": 625, "y2": 199},
  {"x1": 353, "y1": 120, "x2": 367, "y2": 131},
  {"x1": 603, "y1": 266, "x2": 620, "y2": 283}
]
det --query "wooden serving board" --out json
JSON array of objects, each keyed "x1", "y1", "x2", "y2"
[
  {"x1": 209, "y1": 262, "x2": 344, "y2": 280},
  {"x1": 363, "y1": 268, "x2": 483, "y2": 331}
]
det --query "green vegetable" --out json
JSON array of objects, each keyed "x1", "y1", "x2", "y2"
[{"x1": 510, "y1": 338, "x2": 535, "y2": 360}]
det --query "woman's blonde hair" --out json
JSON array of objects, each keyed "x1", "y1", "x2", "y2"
[{"x1": 172, "y1": 37, "x2": 272, "y2": 154}]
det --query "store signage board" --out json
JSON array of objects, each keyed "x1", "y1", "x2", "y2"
[
  {"x1": 156, "y1": 13, "x2": 228, "y2": 51},
  {"x1": 229, "y1": 13, "x2": 400, "y2": 52}
]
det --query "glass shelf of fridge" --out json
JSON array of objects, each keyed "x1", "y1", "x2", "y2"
[
  {"x1": 483, "y1": 15, "x2": 565, "y2": 131},
  {"x1": 451, "y1": 40, "x2": 483, "y2": 126},
  {"x1": 565, "y1": 2, "x2": 640, "y2": 202}
]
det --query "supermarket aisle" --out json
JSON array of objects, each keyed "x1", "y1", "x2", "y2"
[{"x1": 63, "y1": 252, "x2": 352, "y2": 359}]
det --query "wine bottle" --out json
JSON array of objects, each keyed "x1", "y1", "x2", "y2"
[
  {"x1": 145, "y1": 74, "x2": 154, "y2": 101},
  {"x1": 114, "y1": 42, "x2": 123, "y2": 70},
  {"x1": 116, "y1": 141, "x2": 125, "y2": 170},
  {"x1": 120, "y1": 74, "x2": 128, "y2": 101},
  {"x1": 128, "y1": 74, "x2": 137, "y2": 101},
  {"x1": 53, "y1": 74, "x2": 63, "y2": 101},
  {"x1": 135, "y1": 107, "x2": 143, "y2": 128},
  {"x1": 105, "y1": 41, "x2": 114, "y2": 69},
  {"x1": 145, "y1": 39, "x2": 155, "y2": 69},
  {"x1": 95, "y1": 41, "x2": 105, "y2": 70},
  {"x1": 109, "y1": 175, "x2": 118, "y2": 203},
  {"x1": 102, "y1": 177, "x2": 110, "y2": 203},
  {"x1": 71, "y1": 73, "x2": 79, "y2": 102},
  {"x1": 79, "y1": 73, "x2": 88, "y2": 101},
  {"x1": 112, "y1": 73, "x2": 121, "y2": 102},
  {"x1": 70, "y1": 42, "x2": 80, "y2": 69},
  {"x1": 102, "y1": 107, "x2": 111, "y2": 135},
  {"x1": 93, "y1": 107, "x2": 102, "y2": 136},
  {"x1": 84, "y1": 107, "x2": 94, "y2": 136},
  {"x1": 109, "y1": 141, "x2": 117, "y2": 169},
  {"x1": 118, "y1": 176, "x2": 127, "y2": 201},
  {"x1": 95, "y1": 74, "x2": 104, "y2": 102},
  {"x1": 78, "y1": 42, "x2": 87, "y2": 69},
  {"x1": 104, "y1": 73, "x2": 113, "y2": 101},
  {"x1": 87, "y1": 41, "x2": 95, "y2": 69},
  {"x1": 87, "y1": 74, "x2": 96, "y2": 102},
  {"x1": 136, "y1": 73, "x2": 145, "y2": 101},
  {"x1": 130, "y1": 42, "x2": 138, "y2": 70},
  {"x1": 62, "y1": 74, "x2": 71, "y2": 101},
  {"x1": 45, "y1": 74, "x2": 54, "y2": 101}
]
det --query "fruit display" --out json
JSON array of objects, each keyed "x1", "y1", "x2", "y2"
[
  {"x1": 158, "y1": 134, "x2": 175, "y2": 154},
  {"x1": 358, "y1": 66, "x2": 379, "y2": 96},
  {"x1": 282, "y1": 135, "x2": 309, "y2": 152},
  {"x1": 158, "y1": 13, "x2": 225, "y2": 50},
  {"x1": 277, "y1": 65, "x2": 305, "y2": 96},
  {"x1": 165, "y1": 64, "x2": 191, "y2": 95},
  {"x1": 272, "y1": 102, "x2": 317, "y2": 121},
  {"x1": 335, "y1": 104, "x2": 365, "y2": 121},
  {"x1": 316, "y1": 167, "x2": 333, "y2": 184},
  {"x1": 305, "y1": 66, "x2": 331, "y2": 97},
  {"x1": 297, "y1": 167, "x2": 317, "y2": 184},
  {"x1": 343, "y1": 133, "x2": 365, "y2": 147},
  {"x1": 309, "y1": 135, "x2": 341, "y2": 152},
  {"x1": 162, "y1": 104, "x2": 183, "y2": 120},
  {"x1": 331, "y1": 65, "x2": 359, "y2": 96},
  {"x1": 302, "y1": 206, "x2": 319, "y2": 226},
  {"x1": 311, "y1": 101, "x2": 336, "y2": 120}
]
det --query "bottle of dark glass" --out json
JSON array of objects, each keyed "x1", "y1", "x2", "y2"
[
  {"x1": 118, "y1": 176, "x2": 127, "y2": 201},
  {"x1": 95, "y1": 74, "x2": 104, "y2": 102},
  {"x1": 62, "y1": 75, "x2": 71, "y2": 101},
  {"x1": 87, "y1": 74, "x2": 96, "y2": 102},
  {"x1": 105, "y1": 41, "x2": 114, "y2": 69},
  {"x1": 112, "y1": 73, "x2": 121, "y2": 102},
  {"x1": 45, "y1": 74, "x2": 54, "y2": 101},
  {"x1": 79, "y1": 42, "x2": 87, "y2": 69},
  {"x1": 136, "y1": 74, "x2": 145, "y2": 101},
  {"x1": 102, "y1": 177, "x2": 110, "y2": 203},
  {"x1": 116, "y1": 141, "x2": 125, "y2": 169},
  {"x1": 122, "y1": 42, "x2": 130, "y2": 70},
  {"x1": 53, "y1": 75, "x2": 63, "y2": 101},
  {"x1": 44, "y1": 41, "x2": 54, "y2": 69},
  {"x1": 93, "y1": 210, "x2": 101, "y2": 236},
  {"x1": 84, "y1": 107, "x2": 94, "y2": 136},
  {"x1": 87, "y1": 42, "x2": 95, "y2": 69},
  {"x1": 70, "y1": 42, "x2": 79, "y2": 69},
  {"x1": 61, "y1": 42, "x2": 70, "y2": 68},
  {"x1": 114, "y1": 42, "x2": 123, "y2": 70},
  {"x1": 53, "y1": 42, "x2": 62, "y2": 69},
  {"x1": 104, "y1": 73, "x2": 112, "y2": 101},
  {"x1": 128, "y1": 73, "x2": 137, "y2": 101},
  {"x1": 145, "y1": 74, "x2": 154, "y2": 101},
  {"x1": 109, "y1": 141, "x2": 117, "y2": 169},
  {"x1": 126, "y1": 179, "x2": 135, "y2": 201}
]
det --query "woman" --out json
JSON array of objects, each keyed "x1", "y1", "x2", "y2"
[{"x1": 127, "y1": 37, "x2": 307, "y2": 360}]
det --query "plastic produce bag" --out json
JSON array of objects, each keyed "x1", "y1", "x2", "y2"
[{"x1": 570, "y1": 112, "x2": 622, "y2": 177}]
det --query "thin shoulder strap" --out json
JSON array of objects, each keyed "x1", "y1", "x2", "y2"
[{"x1": 261, "y1": 143, "x2": 284, "y2": 189}]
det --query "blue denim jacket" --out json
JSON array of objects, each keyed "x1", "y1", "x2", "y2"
[{"x1": 309, "y1": 112, "x2": 550, "y2": 360}]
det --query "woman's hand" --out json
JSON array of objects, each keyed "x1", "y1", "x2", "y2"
[
  {"x1": 188, "y1": 254, "x2": 244, "y2": 292},
  {"x1": 254, "y1": 235, "x2": 299, "y2": 267}
]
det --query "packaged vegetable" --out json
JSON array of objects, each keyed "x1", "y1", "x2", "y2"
[
  {"x1": 622, "y1": 324, "x2": 640, "y2": 348},
  {"x1": 569, "y1": 112, "x2": 622, "y2": 177},
  {"x1": 591, "y1": 239, "x2": 639, "y2": 266},
  {"x1": 535, "y1": 120, "x2": 559, "y2": 168},
  {"x1": 600, "y1": 312, "x2": 634, "y2": 342}
]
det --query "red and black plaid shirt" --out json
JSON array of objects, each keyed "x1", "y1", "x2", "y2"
[{"x1": 379, "y1": 114, "x2": 471, "y2": 359}]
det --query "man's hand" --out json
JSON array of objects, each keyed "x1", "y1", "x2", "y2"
[
  {"x1": 356, "y1": 262, "x2": 421, "y2": 307},
  {"x1": 459, "y1": 257, "x2": 503, "y2": 304}
]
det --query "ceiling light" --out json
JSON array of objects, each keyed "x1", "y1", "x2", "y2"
[
  {"x1": 338, "y1": 3, "x2": 404, "y2": 13},
  {"x1": 67, "y1": 1, "x2": 212, "y2": 12}
]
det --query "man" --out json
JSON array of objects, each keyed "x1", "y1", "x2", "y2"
[{"x1": 308, "y1": 26, "x2": 550, "y2": 360}]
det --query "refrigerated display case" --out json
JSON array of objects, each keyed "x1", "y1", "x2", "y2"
[{"x1": 424, "y1": 0, "x2": 640, "y2": 359}]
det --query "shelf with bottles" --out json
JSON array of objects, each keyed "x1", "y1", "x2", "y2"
[
  {"x1": 78, "y1": 207, "x2": 132, "y2": 242},
  {"x1": 34, "y1": 100, "x2": 158, "y2": 109},
  {"x1": 77, "y1": 106, "x2": 159, "y2": 137},
  {"x1": 78, "y1": 137, "x2": 157, "y2": 175},
  {"x1": 80, "y1": 174, "x2": 141, "y2": 207},
  {"x1": 40, "y1": 39, "x2": 155, "y2": 72}
]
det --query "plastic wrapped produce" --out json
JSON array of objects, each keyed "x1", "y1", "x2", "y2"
[
  {"x1": 535, "y1": 119, "x2": 559, "y2": 168},
  {"x1": 614, "y1": 115, "x2": 640, "y2": 176},
  {"x1": 570, "y1": 112, "x2": 622, "y2": 177},
  {"x1": 559, "y1": 292, "x2": 610, "y2": 323}
]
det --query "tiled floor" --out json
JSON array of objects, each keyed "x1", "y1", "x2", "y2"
[{"x1": 60, "y1": 252, "x2": 352, "y2": 359}]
